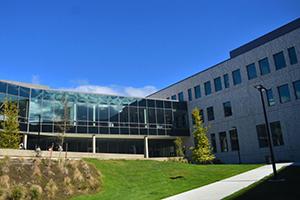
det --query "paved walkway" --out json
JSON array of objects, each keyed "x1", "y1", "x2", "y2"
[{"x1": 164, "y1": 163, "x2": 292, "y2": 200}]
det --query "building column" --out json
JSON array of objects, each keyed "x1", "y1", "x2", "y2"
[
  {"x1": 23, "y1": 134, "x2": 28, "y2": 150},
  {"x1": 144, "y1": 136, "x2": 149, "y2": 158},
  {"x1": 92, "y1": 135, "x2": 96, "y2": 154}
]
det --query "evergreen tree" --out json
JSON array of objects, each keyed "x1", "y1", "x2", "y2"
[
  {"x1": 174, "y1": 137, "x2": 184, "y2": 157},
  {"x1": 0, "y1": 99, "x2": 21, "y2": 148},
  {"x1": 191, "y1": 108, "x2": 215, "y2": 164}
]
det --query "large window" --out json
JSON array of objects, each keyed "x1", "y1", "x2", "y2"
[
  {"x1": 178, "y1": 92, "x2": 184, "y2": 102},
  {"x1": 229, "y1": 129, "x2": 239, "y2": 151},
  {"x1": 259, "y1": 57, "x2": 270, "y2": 75},
  {"x1": 204, "y1": 81, "x2": 212, "y2": 95},
  {"x1": 288, "y1": 47, "x2": 298, "y2": 65},
  {"x1": 256, "y1": 124, "x2": 268, "y2": 148},
  {"x1": 219, "y1": 132, "x2": 228, "y2": 152},
  {"x1": 194, "y1": 85, "x2": 201, "y2": 99},
  {"x1": 270, "y1": 121, "x2": 284, "y2": 146},
  {"x1": 273, "y1": 51, "x2": 286, "y2": 70},
  {"x1": 210, "y1": 134, "x2": 217, "y2": 153},
  {"x1": 0, "y1": 82, "x2": 7, "y2": 93},
  {"x1": 223, "y1": 74, "x2": 229, "y2": 88},
  {"x1": 246, "y1": 63, "x2": 257, "y2": 80},
  {"x1": 232, "y1": 69, "x2": 242, "y2": 85},
  {"x1": 188, "y1": 88, "x2": 192, "y2": 101},
  {"x1": 293, "y1": 80, "x2": 300, "y2": 99},
  {"x1": 214, "y1": 77, "x2": 222, "y2": 92},
  {"x1": 207, "y1": 106, "x2": 214, "y2": 121},
  {"x1": 277, "y1": 84, "x2": 291, "y2": 103},
  {"x1": 223, "y1": 101, "x2": 232, "y2": 117},
  {"x1": 266, "y1": 89, "x2": 275, "y2": 106}
]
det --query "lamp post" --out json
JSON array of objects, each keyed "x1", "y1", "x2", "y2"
[{"x1": 254, "y1": 84, "x2": 277, "y2": 178}]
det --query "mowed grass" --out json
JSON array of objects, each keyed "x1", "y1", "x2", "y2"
[{"x1": 72, "y1": 159, "x2": 261, "y2": 200}]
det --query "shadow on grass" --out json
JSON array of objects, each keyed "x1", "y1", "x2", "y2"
[{"x1": 228, "y1": 164, "x2": 300, "y2": 200}]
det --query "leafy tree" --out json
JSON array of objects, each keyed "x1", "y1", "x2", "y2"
[
  {"x1": 0, "y1": 99, "x2": 21, "y2": 148},
  {"x1": 174, "y1": 137, "x2": 184, "y2": 157},
  {"x1": 191, "y1": 108, "x2": 215, "y2": 164}
]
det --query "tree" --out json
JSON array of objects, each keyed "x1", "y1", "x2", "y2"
[
  {"x1": 0, "y1": 99, "x2": 21, "y2": 148},
  {"x1": 174, "y1": 137, "x2": 184, "y2": 157},
  {"x1": 55, "y1": 94, "x2": 71, "y2": 160},
  {"x1": 191, "y1": 108, "x2": 215, "y2": 164}
]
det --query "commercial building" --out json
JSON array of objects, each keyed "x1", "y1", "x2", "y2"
[
  {"x1": 0, "y1": 80, "x2": 189, "y2": 157},
  {"x1": 148, "y1": 18, "x2": 300, "y2": 163}
]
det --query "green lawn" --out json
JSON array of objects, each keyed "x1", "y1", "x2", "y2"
[
  {"x1": 72, "y1": 159, "x2": 261, "y2": 200},
  {"x1": 225, "y1": 165, "x2": 300, "y2": 200}
]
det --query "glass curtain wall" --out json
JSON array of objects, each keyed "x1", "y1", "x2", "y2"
[{"x1": 0, "y1": 81, "x2": 189, "y2": 137}]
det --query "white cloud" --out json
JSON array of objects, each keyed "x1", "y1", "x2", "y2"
[
  {"x1": 61, "y1": 84, "x2": 158, "y2": 97},
  {"x1": 31, "y1": 75, "x2": 40, "y2": 84},
  {"x1": 124, "y1": 86, "x2": 157, "y2": 97}
]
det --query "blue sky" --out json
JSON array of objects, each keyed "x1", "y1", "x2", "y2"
[{"x1": 0, "y1": 0, "x2": 299, "y2": 97}]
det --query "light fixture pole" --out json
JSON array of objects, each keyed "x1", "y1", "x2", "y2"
[{"x1": 254, "y1": 84, "x2": 277, "y2": 178}]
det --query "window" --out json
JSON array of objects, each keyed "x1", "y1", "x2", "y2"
[
  {"x1": 7, "y1": 84, "x2": 19, "y2": 96},
  {"x1": 232, "y1": 69, "x2": 242, "y2": 85},
  {"x1": 219, "y1": 132, "x2": 228, "y2": 152},
  {"x1": 293, "y1": 80, "x2": 300, "y2": 99},
  {"x1": 210, "y1": 134, "x2": 217, "y2": 153},
  {"x1": 246, "y1": 63, "x2": 257, "y2": 80},
  {"x1": 277, "y1": 84, "x2": 291, "y2": 103},
  {"x1": 273, "y1": 51, "x2": 286, "y2": 70},
  {"x1": 266, "y1": 89, "x2": 275, "y2": 106},
  {"x1": 256, "y1": 124, "x2": 268, "y2": 148},
  {"x1": 223, "y1": 101, "x2": 232, "y2": 117},
  {"x1": 259, "y1": 57, "x2": 270, "y2": 75},
  {"x1": 288, "y1": 47, "x2": 298, "y2": 65},
  {"x1": 200, "y1": 109, "x2": 204, "y2": 122},
  {"x1": 178, "y1": 92, "x2": 184, "y2": 102},
  {"x1": 223, "y1": 74, "x2": 229, "y2": 88},
  {"x1": 229, "y1": 129, "x2": 239, "y2": 151},
  {"x1": 166, "y1": 97, "x2": 170, "y2": 100},
  {"x1": 270, "y1": 121, "x2": 284, "y2": 146},
  {"x1": 204, "y1": 81, "x2": 212, "y2": 95},
  {"x1": 188, "y1": 88, "x2": 192, "y2": 101},
  {"x1": 207, "y1": 106, "x2": 214, "y2": 121},
  {"x1": 214, "y1": 77, "x2": 222, "y2": 92},
  {"x1": 171, "y1": 95, "x2": 177, "y2": 100},
  {"x1": 0, "y1": 82, "x2": 7, "y2": 93},
  {"x1": 194, "y1": 85, "x2": 201, "y2": 99}
]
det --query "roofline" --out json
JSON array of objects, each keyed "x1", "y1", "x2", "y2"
[
  {"x1": 230, "y1": 17, "x2": 300, "y2": 58},
  {"x1": 0, "y1": 79, "x2": 178, "y2": 102},
  {"x1": 147, "y1": 17, "x2": 300, "y2": 97},
  {"x1": 147, "y1": 58, "x2": 230, "y2": 97}
]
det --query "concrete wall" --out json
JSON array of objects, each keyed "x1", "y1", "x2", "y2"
[{"x1": 149, "y1": 28, "x2": 300, "y2": 163}]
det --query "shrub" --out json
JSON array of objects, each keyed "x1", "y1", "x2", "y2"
[
  {"x1": 0, "y1": 175, "x2": 10, "y2": 189},
  {"x1": 174, "y1": 137, "x2": 184, "y2": 157},
  {"x1": 45, "y1": 179, "x2": 58, "y2": 199},
  {"x1": 9, "y1": 185, "x2": 24, "y2": 200},
  {"x1": 28, "y1": 184, "x2": 43, "y2": 200}
]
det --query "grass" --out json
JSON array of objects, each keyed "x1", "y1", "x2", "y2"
[
  {"x1": 224, "y1": 165, "x2": 300, "y2": 200},
  {"x1": 72, "y1": 159, "x2": 261, "y2": 200}
]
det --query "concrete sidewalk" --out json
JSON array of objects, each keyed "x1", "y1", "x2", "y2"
[{"x1": 164, "y1": 163, "x2": 292, "y2": 200}]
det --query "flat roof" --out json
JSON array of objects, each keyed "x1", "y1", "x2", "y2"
[{"x1": 148, "y1": 17, "x2": 300, "y2": 97}]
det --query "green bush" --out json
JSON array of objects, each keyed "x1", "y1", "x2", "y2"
[
  {"x1": 29, "y1": 185, "x2": 43, "y2": 200},
  {"x1": 9, "y1": 185, "x2": 24, "y2": 200}
]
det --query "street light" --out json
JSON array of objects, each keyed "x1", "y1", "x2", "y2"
[{"x1": 254, "y1": 84, "x2": 277, "y2": 178}]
